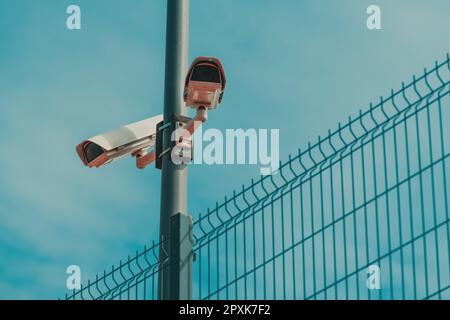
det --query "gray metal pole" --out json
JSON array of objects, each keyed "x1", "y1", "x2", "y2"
[{"x1": 158, "y1": 0, "x2": 192, "y2": 300}]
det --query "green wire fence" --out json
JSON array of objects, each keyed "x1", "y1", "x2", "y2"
[{"x1": 65, "y1": 53, "x2": 450, "y2": 300}]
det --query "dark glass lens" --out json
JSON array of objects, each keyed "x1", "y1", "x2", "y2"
[
  {"x1": 84, "y1": 142, "x2": 104, "y2": 163},
  {"x1": 191, "y1": 64, "x2": 220, "y2": 83}
]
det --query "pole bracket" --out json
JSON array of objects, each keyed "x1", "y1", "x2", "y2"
[{"x1": 155, "y1": 115, "x2": 193, "y2": 170}]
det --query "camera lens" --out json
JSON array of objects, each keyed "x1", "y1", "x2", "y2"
[{"x1": 84, "y1": 142, "x2": 104, "y2": 163}]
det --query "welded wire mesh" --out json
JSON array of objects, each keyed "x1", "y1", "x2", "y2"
[
  {"x1": 64, "y1": 240, "x2": 168, "y2": 300},
  {"x1": 193, "y1": 53, "x2": 450, "y2": 300},
  {"x1": 66, "y1": 53, "x2": 450, "y2": 300}
]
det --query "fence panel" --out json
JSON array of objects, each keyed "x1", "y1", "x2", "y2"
[{"x1": 65, "y1": 240, "x2": 168, "y2": 300}]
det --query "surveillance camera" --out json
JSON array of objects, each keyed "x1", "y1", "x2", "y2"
[
  {"x1": 184, "y1": 57, "x2": 226, "y2": 110},
  {"x1": 76, "y1": 114, "x2": 163, "y2": 168}
]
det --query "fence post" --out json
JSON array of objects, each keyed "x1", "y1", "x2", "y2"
[
  {"x1": 169, "y1": 213, "x2": 194, "y2": 299},
  {"x1": 158, "y1": 0, "x2": 191, "y2": 300}
]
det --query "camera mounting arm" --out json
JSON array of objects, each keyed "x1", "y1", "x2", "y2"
[
  {"x1": 184, "y1": 106, "x2": 208, "y2": 136},
  {"x1": 133, "y1": 148, "x2": 157, "y2": 169},
  {"x1": 134, "y1": 108, "x2": 207, "y2": 170}
]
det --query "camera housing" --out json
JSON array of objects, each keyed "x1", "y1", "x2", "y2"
[
  {"x1": 76, "y1": 114, "x2": 163, "y2": 168},
  {"x1": 183, "y1": 57, "x2": 226, "y2": 110}
]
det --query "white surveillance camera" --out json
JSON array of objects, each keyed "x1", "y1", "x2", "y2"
[{"x1": 76, "y1": 114, "x2": 163, "y2": 168}]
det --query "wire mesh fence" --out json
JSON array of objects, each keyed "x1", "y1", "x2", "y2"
[
  {"x1": 65, "y1": 53, "x2": 450, "y2": 300},
  {"x1": 65, "y1": 240, "x2": 168, "y2": 300}
]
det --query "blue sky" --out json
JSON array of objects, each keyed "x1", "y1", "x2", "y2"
[{"x1": 0, "y1": 0, "x2": 449, "y2": 299}]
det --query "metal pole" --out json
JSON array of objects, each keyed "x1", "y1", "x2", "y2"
[{"x1": 158, "y1": 0, "x2": 192, "y2": 300}]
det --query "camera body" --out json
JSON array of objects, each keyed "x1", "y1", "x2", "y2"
[
  {"x1": 76, "y1": 114, "x2": 163, "y2": 168},
  {"x1": 183, "y1": 57, "x2": 226, "y2": 110}
]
